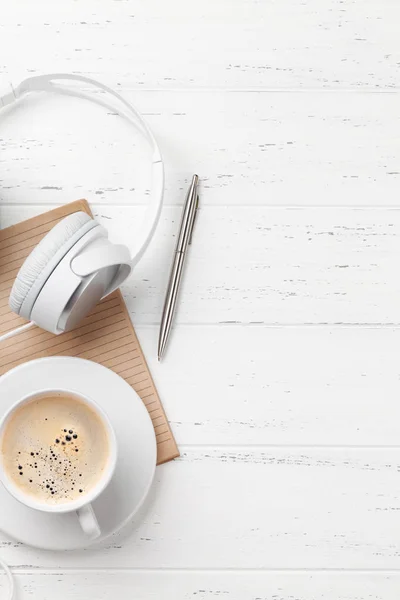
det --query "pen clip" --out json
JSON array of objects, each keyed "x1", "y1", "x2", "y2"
[{"x1": 188, "y1": 194, "x2": 199, "y2": 245}]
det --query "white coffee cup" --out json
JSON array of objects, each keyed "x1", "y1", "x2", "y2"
[{"x1": 0, "y1": 389, "x2": 117, "y2": 539}]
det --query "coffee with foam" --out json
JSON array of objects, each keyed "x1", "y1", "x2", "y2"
[{"x1": 0, "y1": 392, "x2": 110, "y2": 505}]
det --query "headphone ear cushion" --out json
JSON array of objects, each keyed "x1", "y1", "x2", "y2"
[{"x1": 9, "y1": 211, "x2": 92, "y2": 315}]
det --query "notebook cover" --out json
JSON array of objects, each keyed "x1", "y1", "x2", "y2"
[{"x1": 0, "y1": 200, "x2": 179, "y2": 465}]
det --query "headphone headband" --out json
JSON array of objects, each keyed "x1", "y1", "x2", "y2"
[{"x1": 0, "y1": 73, "x2": 164, "y2": 268}]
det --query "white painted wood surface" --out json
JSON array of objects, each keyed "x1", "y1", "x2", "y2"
[
  {"x1": 1, "y1": 92, "x2": 400, "y2": 207},
  {"x1": 6, "y1": 571, "x2": 400, "y2": 600},
  {"x1": 1, "y1": 0, "x2": 399, "y2": 90},
  {"x1": 1, "y1": 0, "x2": 400, "y2": 598}
]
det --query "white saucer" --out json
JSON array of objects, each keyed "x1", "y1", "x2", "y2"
[{"x1": 0, "y1": 357, "x2": 156, "y2": 550}]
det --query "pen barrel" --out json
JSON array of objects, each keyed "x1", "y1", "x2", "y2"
[
  {"x1": 158, "y1": 251, "x2": 187, "y2": 358},
  {"x1": 158, "y1": 174, "x2": 198, "y2": 359},
  {"x1": 164, "y1": 251, "x2": 186, "y2": 320},
  {"x1": 175, "y1": 177, "x2": 198, "y2": 253}
]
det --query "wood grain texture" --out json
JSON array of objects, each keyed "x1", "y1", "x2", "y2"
[
  {"x1": 1, "y1": 448, "x2": 400, "y2": 568},
  {"x1": 2, "y1": 205, "x2": 400, "y2": 325},
  {"x1": 0, "y1": 0, "x2": 399, "y2": 90},
  {"x1": 1, "y1": 91, "x2": 399, "y2": 208},
  {"x1": 5, "y1": 571, "x2": 400, "y2": 600},
  {"x1": 137, "y1": 325, "x2": 400, "y2": 447}
]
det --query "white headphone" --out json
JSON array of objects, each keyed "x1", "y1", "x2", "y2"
[{"x1": 0, "y1": 74, "x2": 164, "y2": 337}]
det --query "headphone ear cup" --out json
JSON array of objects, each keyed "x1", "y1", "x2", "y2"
[{"x1": 9, "y1": 212, "x2": 94, "y2": 317}]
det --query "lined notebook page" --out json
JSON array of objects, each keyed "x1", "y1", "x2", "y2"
[{"x1": 0, "y1": 200, "x2": 179, "y2": 465}]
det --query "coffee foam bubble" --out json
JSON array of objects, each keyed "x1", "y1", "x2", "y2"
[{"x1": 0, "y1": 392, "x2": 110, "y2": 505}]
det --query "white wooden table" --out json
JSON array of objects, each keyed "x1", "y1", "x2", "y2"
[{"x1": 1, "y1": 1, "x2": 400, "y2": 598}]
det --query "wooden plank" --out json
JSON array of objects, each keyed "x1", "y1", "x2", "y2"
[
  {"x1": 1, "y1": 0, "x2": 399, "y2": 90},
  {"x1": 6, "y1": 571, "x2": 400, "y2": 600},
  {"x1": 135, "y1": 325, "x2": 400, "y2": 446},
  {"x1": 1, "y1": 92, "x2": 400, "y2": 207},
  {"x1": 2, "y1": 205, "x2": 400, "y2": 325},
  {"x1": 1, "y1": 448, "x2": 400, "y2": 568}
]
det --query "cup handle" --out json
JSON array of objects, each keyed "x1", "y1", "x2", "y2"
[{"x1": 77, "y1": 503, "x2": 101, "y2": 539}]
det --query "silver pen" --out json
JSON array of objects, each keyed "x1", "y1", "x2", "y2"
[{"x1": 158, "y1": 175, "x2": 199, "y2": 360}]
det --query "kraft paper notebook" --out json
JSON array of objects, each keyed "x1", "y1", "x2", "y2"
[{"x1": 0, "y1": 200, "x2": 179, "y2": 465}]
